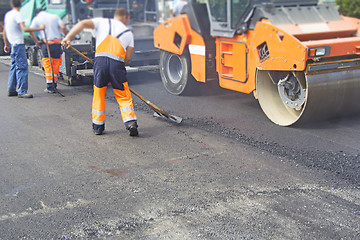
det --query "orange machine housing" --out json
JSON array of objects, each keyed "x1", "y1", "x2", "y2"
[
  {"x1": 154, "y1": 15, "x2": 207, "y2": 83},
  {"x1": 154, "y1": 10, "x2": 360, "y2": 94}
]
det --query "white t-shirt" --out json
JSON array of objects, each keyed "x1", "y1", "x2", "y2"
[
  {"x1": 91, "y1": 18, "x2": 134, "y2": 51},
  {"x1": 4, "y1": 9, "x2": 24, "y2": 45},
  {"x1": 30, "y1": 11, "x2": 63, "y2": 41}
]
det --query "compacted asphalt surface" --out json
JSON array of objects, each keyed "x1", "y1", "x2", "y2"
[{"x1": 0, "y1": 58, "x2": 359, "y2": 239}]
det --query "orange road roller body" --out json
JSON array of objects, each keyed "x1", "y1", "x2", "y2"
[{"x1": 154, "y1": 0, "x2": 360, "y2": 126}]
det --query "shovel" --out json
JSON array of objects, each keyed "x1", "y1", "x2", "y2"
[{"x1": 67, "y1": 45, "x2": 182, "y2": 124}]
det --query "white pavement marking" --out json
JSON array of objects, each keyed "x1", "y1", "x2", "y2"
[{"x1": 0, "y1": 199, "x2": 90, "y2": 221}]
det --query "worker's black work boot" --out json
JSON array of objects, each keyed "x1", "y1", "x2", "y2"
[
  {"x1": 7, "y1": 91, "x2": 18, "y2": 97},
  {"x1": 126, "y1": 121, "x2": 138, "y2": 137},
  {"x1": 93, "y1": 129, "x2": 103, "y2": 135},
  {"x1": 45, "y1": 83, "x2": 56, "y2": 93},
  {"x1": 93, "y1": 123, "x2": 105, "y2": 135}
]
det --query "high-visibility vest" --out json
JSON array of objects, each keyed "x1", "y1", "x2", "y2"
[{"x1": 95, "y1": 19, "x2": 131, "y2": 62}]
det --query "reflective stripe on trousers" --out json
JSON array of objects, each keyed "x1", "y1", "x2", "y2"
[
  {"x1": 114, "y1": 82, "x2": 137, "y2": 123},
  {"x1": 92, "y1": 85, "x2": 106, "y2": 125},
  {"x1": 92, "y1": 82, "x2": 137, "y2": 125},
  {"x1": 42, "y1": 57, "x2": 62, "y2": 82}
]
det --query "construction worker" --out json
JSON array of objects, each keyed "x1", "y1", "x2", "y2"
[
  {"x1": 3, "y1": 0, "x2": 45, "y2": 98},
  {"x1": 62, "y1": 8, "x2": 138, "y2": 136},
  {"x1": 29, "y1": 8, "x2": 68, "y2": 93}
]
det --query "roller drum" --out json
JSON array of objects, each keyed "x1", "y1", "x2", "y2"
[
  {"x1": 256, "y1": 68, "x2": 360, "y2": 126},
  {"x1": 303, "y1": 69, "x2": 360, "y2": 122}
]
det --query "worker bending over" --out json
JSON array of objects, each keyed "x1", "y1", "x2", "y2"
[
  {"x1": 3, "y1": 0, "x2": 45, "y2": 98},
  {"x1": 30, "y1": 8, "x2": 68, "y2": 93},
  {"x1": 62, "y1": 8, "x2": 138, "y2": 136}
]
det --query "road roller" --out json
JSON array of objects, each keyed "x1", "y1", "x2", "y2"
[{"x1": 153, "y1": 0, "x2": 360, "y2": 126}]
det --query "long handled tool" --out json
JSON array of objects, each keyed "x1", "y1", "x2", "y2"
[
  {"x1": 43, "y1": 30, "x2": 64, "y2": 97},
  {"x1": 68, "y1": 45, "x2": 182, "y2": 123}
]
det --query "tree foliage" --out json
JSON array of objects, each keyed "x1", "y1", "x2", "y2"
[{"x1": 336, "y1": 0, "x2": 360, "y2": 18}]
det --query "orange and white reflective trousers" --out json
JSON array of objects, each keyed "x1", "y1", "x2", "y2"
[
  {"x1": 41, "y1": 39, "x2": 62, "y2": 84},
  {"x1": 92, "y1": 82, "x2": 136, "y2": 126},
  {"x1": 92, "y1": 21, "x2": 136, "y2": 128}
]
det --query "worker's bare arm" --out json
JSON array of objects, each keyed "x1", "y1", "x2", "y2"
[
  {"x1": 60, "y1": 24, "x2": 69, "y2": 36},
  {"x1": 20, "y1": 22, "x2": 45, "y2": 32},
  {"x1": 29, "y1": 32, "x2": 41, "y2": 48},
  {"x1": 124, "y1": 46, "x2": 134, "y2": 65},
  {"x1": 62, "y1": 20, "x2": 94, "y2": 48},
  {"x1": 3, "y1": 29, "x2": 10, "y2": 53}
]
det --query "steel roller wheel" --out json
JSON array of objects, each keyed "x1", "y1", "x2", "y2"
[
  {"x1": 159, "y1": 49, "x2": 195, "y2": 95},
  {"x1": 256, "y1": 68, "x2": 360, "y2": 126},
  {"x1": 256, "y1": 70, "x2": 307, "y2": 126}
]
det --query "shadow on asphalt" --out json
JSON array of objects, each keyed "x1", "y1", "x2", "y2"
[{"x1": 297, "y1": 114, "x2": 360, "y2": 130}]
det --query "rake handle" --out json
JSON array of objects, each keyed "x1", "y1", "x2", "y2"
[
  {"x1": 129, "y1": 88, "x2": 174, "y2": 119},
  {"x1": 43, "y1": 30, "x2": 65, "y2": 97},
  {"x1": 69, "y1": 45, "x2": 94, "y2": 64}
]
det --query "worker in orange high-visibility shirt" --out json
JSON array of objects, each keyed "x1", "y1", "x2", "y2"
[
  {"x1": 30, "y1": 8, "x2": 68, "y2": 93},
  {"x1": 62, "y1": 8, "x2": 138, "y2": 136}
]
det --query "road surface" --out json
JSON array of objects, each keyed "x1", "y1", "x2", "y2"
[{"x1": 0, "y1": 58, "x2": 359, "y2": 239}]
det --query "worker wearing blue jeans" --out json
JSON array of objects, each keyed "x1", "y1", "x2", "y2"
[
  {"x1": 7, "y1": 44, "x2": 28, "y2": 96},
  {"x1": 3, "y1": 0, "x2": 44, "y2": 98}
]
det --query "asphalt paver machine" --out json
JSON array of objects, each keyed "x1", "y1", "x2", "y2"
[{"x1": 21, "y1": 0, "x2": 160, "y2": 85}]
